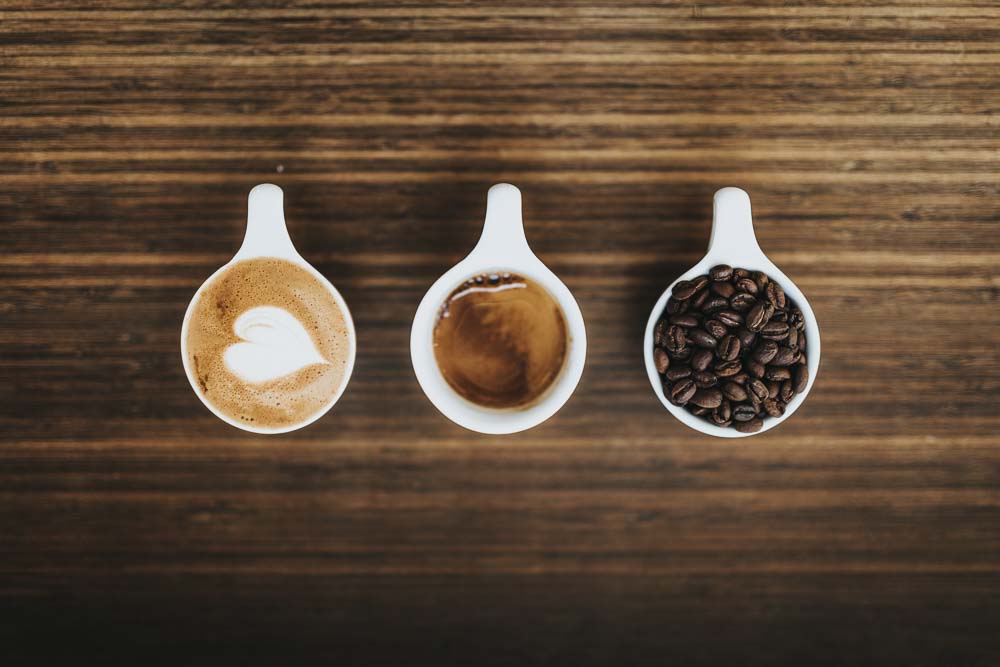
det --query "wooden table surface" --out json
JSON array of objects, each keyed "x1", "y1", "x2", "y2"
[{"x1": 2, "y1": 2, "x2": 999, "y2": 664}]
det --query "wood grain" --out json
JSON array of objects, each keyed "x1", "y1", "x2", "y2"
[{"x1": 2, "y1": 2, "x2": 999, "y2": 664}]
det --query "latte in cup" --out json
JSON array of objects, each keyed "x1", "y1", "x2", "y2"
[
  {"x1": 184, "y1": 257, "x2": 351, "y2": 430},
  {"x1": 433, "y1": 272, "x2": 567, "y2": 409}
]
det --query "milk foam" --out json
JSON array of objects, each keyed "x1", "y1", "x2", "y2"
[{"x1": 223, "y1": 305, "x2": 329, "y2": 384}]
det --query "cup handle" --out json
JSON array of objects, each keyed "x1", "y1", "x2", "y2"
[
  {"x1": 707, "y1": 187, "x2": 765, "y2": 261},
  {"x1": 470, "y1": 183, "x2": 533, "y2": 261},
  {"x1": 235, "y1": 184, "x2": 299, "y2": 260}
]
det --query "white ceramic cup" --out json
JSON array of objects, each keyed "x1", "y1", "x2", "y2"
[
  {"x1": 643, "y1": 187, "x2": 821, "y2": 438},
  {"x1": 180, "y1": 183, "x2": 357, "y2": 434},
  {"x1": 410, "y1": 183, "x2": 587, "y2": 435}
]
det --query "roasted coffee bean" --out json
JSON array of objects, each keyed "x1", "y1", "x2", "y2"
[
  {"x1": 709, "y1": 264, "x2": 733, "y2": 281},
  {"x1": 736, "y1": 327, "x2": 756, "y2": 348},
  {"x1": 765, "y1": 366, "x2": 792, "y2": 381},
  {"x1": 717, "y1": 334, "x2": 741, "y2": 361},
  {"x1": 666, "y1": 297, "x2": 687, "y2": 315},
  {"x1": 763, "y1": 399, "x2": 784, "y2": 418},
  {"x1": 793, "y1": 364, "x2": 809, "y2": 394},
  {"x1": 734, "y1": 418, "x2": 763, "y2": 433},
  {"x1": 780, "y1": 380, "x2": 795, "y2": 402},
  {"x1": 688, "y1": 328, "x2": 717, "y2": 349},
  {"x1": 710, "y1": 281, "x2": 735, "y2": 298},
  {"x1": 770, "y1": 346, "x2": 798, "y2": 366},
  {"x1": 765, "y1": 282, "x2": 786, "y2": 308},
  {"x1": 735, "y1": 277, "x2": 759, "y2": 295},
  {"x1": 746, "y1": 301, "x2": 774, "y2": 332},
  {"x1": 761, "y1": 320, "x2": 790, "y2": 340},
  {"x1": 730, "y1": 292, "x2": 757, "y2": 311},
  {"x1": 686, "y1": 349, "x2": 711, "y2": 373},
  {"x1": 658, "y1": 267, "x2": 809, "y2": 433},
  {"x1": 665, "y1": 365, "x2": 692, "y2": 381},
  {"x1": 665, "y1": 325, "x2": 687, "y2": 353},
  {"x1": 673, "y1": 277, "x2": 707, "y2": 300},
  {"x1": 669, "y1": 313, "x2": 700, "y2": 328},
  {"x1": 714, "y1": 360, "x2": 742, "y2": 377},
  {"x1": 753, "y1": 340, "x2": 778, "y2": 364},
  {"x1": 690, "y1": 388, "x2": 723, "y2": 409},
  {"x1": 702, "y1": 296, "x2": 730, "y2": 314},
  {"x1": 721, "y1": 382, "x2": 748, "y2": 402},
  {"x1": 669, "y1": 379, "x2": 697, "y2": 405},
  {"x1": 653, "y1": 348, "x2": 670, "y2": 373},
  {"x1": 748, "y1": 379, "x2": 769, "y2": 402},
  {"x1": 704, "y1": 319, "x2": 728, "y2": 339},
  {"x1": 715, "y1": 310, "x2": 743, "y2": 328},
  {"x1": 693, "y1": 371, "x2": 718, "y2": 388}
]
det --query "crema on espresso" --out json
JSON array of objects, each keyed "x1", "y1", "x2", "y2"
[{"x1": 184, "y1": 258, "x2": 350, "y2": 430}]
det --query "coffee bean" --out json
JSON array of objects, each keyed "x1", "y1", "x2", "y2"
[
  {"x1": 665, "y1": 325, "x2": 687, "y2": 353},
  {"x1": 702, "y1": 296, "x2": 730, "y2": 314},
  {"x1": 692, "y1": 288, "x2": 710, "y2": 309},
  {"x1": 665, "y1": 365, "x2": 692, "y2": 381},
  {"x1": 753, "y1": 271, "x2": 769, "y2": 292},
  {"x1": 714, "y1": 360, "x2": 742, "y2": 377},
  {"x1": 704, "y1": 319, "x2": 728, "y2": 339},
  {"x1": 770, "y1": 346, "x2": 798, "y2": 366},
  {"x1": 793, "y1": 364, "x2": 809, "y2": 394},
  {"x1": 669, "y1": 313, "x2": 700, "y2": 328},
  {"x1": 789, "y1": 307, "x2": 806, "y2": 330},
  {"x1": 765, "y1": 366, "x2": 792, "y2": 381},
  {"x1": 733, "y1": 404, "x2": 757, "y2": 422},
  {"x1": 746, "y1": 301, "x2": 774, "y2": 332},
  {"x1": 771, "y1": 309, "x2": 788, "y2": 322},
  {"x1": 654, "y1": 320, "x2": 668, "y2": 346},
  {"x1": 710, "y1": 411, "x2": 731, "y2": 427},
  {"x1": 735, "y1": 327, "x2": 756, "y2": 348},
  {"x1": 780, "y1": 380, "x2": 795, "y2": 402},
  {"x1": 715, "y1": 310, "x2": 743, "y2": 328},
  {"x1": 690, "y1": 406, "x2": 709, "y2": 416},
  {"x1": 786, "y1": 328, "x2": 799, "y2": 348},
  {"x1": 752, "y1": 340, "x2": 778, "y2": 364},
  {"x1": 711, "y1": 281, "x2": 735, "y2": 298},
  {"x1": 763, "y1": 399, "x2": 784, "y2": 418},
  {"x1": 767, "y1": 380, "x2": 780, "y2": 399},
  {"x1": 673, "y1": 346, "x2": 692, "y2": 361},
  {"x1": 693, "y1": 371, "x2": 718, "y2": 388},
  {"x1": 716, "y1": 399, "x2": 732, "y2": 422},
  {"x1": 731, "y1": 373, "x2": 749, "y2": 385},
  {"x1": 688, "y1": 328, "x2": 717, "y2": 349},
  {"x1": 673, "y1": 277, "x2": 707, "y2": 300},
  {"x1": 733, "y1": 268, "x2": 751, "y2": 279},
  {"x1": 735, "y1": 277, "x2": 758, "y2": 295},
  {"x1": 653, "y1": 348, "x2": 670, "y2": 373},
  {"x1": 748, "y1": 379, "x2": 769, "y2": 402},
  {"x1": 765, "y1": 282, "x2": 786, "y2": 308},
  {"x1": 760, "y1": 320, "x2": 790, "y2": 340},
  {"x1": 669, "y1": 379, "x2": 696, "y2": 405},
  {"x1": 666, "y1": 297, "x2": 687, "y2": 315},
  {"x1": 717, "y1": 334, "x2": 741, "y2": 361},
  {"x1": 734, "y1": 418, "x2": 763, "y2": 433},
  {"x1": 730, "y1": 292, "x2": 757, "y2": 311},
  {"x1": 722, "y1": 382, "x2": 748, "y2": 402},
  {"x1": 709, "y1": 264, "x2": 733, "y2": 281},
  {"x1": 747, "y1": 359, "x2": 765, "y2": 378},
  {"x1": 690, "y1": 388, "x2": 723, "y2": 409},
  {"x1": 689, "y1": 349, "x2": 713, "y2": 372}
]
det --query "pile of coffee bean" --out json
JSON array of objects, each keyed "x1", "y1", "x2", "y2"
[{"x1": 653, "y1": 265, "x2": 809, "y2": 433}]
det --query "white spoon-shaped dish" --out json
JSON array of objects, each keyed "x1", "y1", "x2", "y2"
[
  {"x1": 643, "y1": 187, "x2": 821, "y2": 438},
  {"x1": 410, "y1": 183, "x2": 587, "y2": 435},
  {"x1": 180, "y1": 184, "x2": 357, "y2": 434}
]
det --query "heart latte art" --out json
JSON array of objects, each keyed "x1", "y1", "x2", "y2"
[{"x1": 184, "y1": 258, "x2": 351, "y2": 430}]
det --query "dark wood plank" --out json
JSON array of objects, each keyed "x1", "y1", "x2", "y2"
[{"x1": 2, "y1": 1, "x2": 999, "y2": 664}]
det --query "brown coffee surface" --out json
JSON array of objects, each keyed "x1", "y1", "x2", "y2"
[
  {"x1": 433, "y1": 273, "x2": 567, "y2": 409},
  {"x1": 184, "y1": 258, "x2": 350, "y2": 430}
]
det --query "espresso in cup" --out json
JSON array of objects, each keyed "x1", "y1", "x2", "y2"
[
  {"x1": 433, "y1": 272, "x2": 567, "y2": 409},
  {"x1": 184, "y1": 257, "x2": 351, "y2": 430}
]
